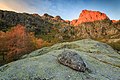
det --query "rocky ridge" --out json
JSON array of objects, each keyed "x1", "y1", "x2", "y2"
[{"x1": 0, "y1": 9, "x2": 120, "y2": 41}]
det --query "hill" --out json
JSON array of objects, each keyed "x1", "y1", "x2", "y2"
[
  {"x1": 0, "y1": 39, "x2": 120, "y2": 80},
  {"x1": 0, "y1": 9, "x2": 120, "y2": 41},
  {"x1": 0, "y1": 9, "x2": 120, "y2": 65}
]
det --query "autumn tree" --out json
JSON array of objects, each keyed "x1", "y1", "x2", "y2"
[
  {"x1": 0, "y1": 24, "x2": 43, "y2": 63},
  {"x1": 0, "y1": 31, "x2": 8, "y2": 61}
]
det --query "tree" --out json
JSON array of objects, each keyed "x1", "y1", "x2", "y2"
[
  {"x1": 0, "y1": 31, "x2": 8, "y2": 61},
  {"x1": 0, "y1": 24, "x2": 43, "y2": 62},
  {"x1": 5, "y1": 25, "x2": 28, "y2": 61},
  {"x1": 7, "y1": 25, "x2": 36, "y2": 61}
]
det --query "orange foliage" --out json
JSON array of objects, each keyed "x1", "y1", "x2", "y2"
[
  {"x1": 0, "y1": 24, "x2": 43, "y2": 62},
  {"x1": 29, "y1": 32, "x2": 43, "y2": 49},
  {"x1": 0, "y1": 31, "x2": 8, "y2": 61}
]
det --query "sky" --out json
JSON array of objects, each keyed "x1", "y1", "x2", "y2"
[{"x1": 0, "y1": 0, "x2": 119, "y2": 20}]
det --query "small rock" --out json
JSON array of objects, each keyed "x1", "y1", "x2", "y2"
[{"x1": 57, "y1": 50, "x2": 86, "y2": 72}]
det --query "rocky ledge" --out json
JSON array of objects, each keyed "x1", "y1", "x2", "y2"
[{"x1": 0, "y1": 39, "x2": 120, "y2": 80}]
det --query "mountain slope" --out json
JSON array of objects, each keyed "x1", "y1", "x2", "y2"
[
  {"x1": 0, "y1": 10, "x2": 69, "y2": 35},
  {"x1": 0, "y1": 9, "x2": 120, "y2": 45},
  {"x1": 74, "y1": 19, "x2": 120, "y2": 39},
  {"x1": 69, "y1": 10, "x2": 120, "y2": 39},
  {"x1": 0, "y1": 39, "x2": 120, "y2": 80}
]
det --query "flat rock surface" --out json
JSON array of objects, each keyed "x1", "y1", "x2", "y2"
[{"x1": 0, "y1": 39, "x2": 120, "y2": 80}]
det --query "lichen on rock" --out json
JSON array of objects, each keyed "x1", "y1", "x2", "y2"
[
  {"x1": 57, "y1": 50, "x2": 86, "y2": 72},
  {"x1": 0, "y1": 39, "x2": 120, "y2": 80}
]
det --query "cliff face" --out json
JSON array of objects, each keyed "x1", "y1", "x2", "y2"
[
  {"x1": 70, "y1": 19, "x2": 77, "y2": 26},
  {"x1": 71, "y1": 10, "x2": 109, "y2": 26}
]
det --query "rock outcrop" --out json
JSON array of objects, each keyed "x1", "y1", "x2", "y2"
[
  {"x1": 53, "y1": 16, "x2": 62, "y2": 20},
  {"x1": 71, "y1": 10, "x2": 109, "y2": 26},
  {"x1": 70, "y1": 19, "x2": 78, "y2": 26},
  {"x1": 112, "y1": 20, "x2": 119, "y2": 23},
  {"x1": 57, "y1": 50, "x2": 86, "y2": 72},
  {"x1": 0, "y1": 39, "x2": 120, "y2": 80},
  {"x1": 65, "y1": 20, "x2": 70, "y2": 24},
  {"x1": 42, "y1": 13, "x2": 54, "y2": 20}
]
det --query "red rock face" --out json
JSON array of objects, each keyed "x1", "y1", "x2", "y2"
[
  {"x1": 65, "y1": 20, "x2": 70, "y2": 24},
  {"x1": 70, "y1": 19, "x2": 78, "y2": 25},
  {"x1": 72, "y1": 10, "x2": 109, "y2": 26},
  {"x1": 112, "y1": 20, "x2": 119, "y2": 23}
]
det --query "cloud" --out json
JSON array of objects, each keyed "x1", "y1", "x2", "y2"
[
  {"x1": 0, "y1": 0, "x2": 37, "y2": 13},
  {"x1": 0, "y1": 3, "x2": 15, "y2": 11},
  {"x1": 0, "y1": 0, "x2": 56, "y2": 15}
]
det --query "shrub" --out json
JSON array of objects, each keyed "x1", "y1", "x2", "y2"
[
  {"x1": 108, "y1": 41, "x2": 120, "y2": 51},
  {"x1": 0, "y1": 24, "x2": 43, "y2": 63}
]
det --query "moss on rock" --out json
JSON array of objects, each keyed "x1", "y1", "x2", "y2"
[{"x1": 0, "y1": 39, "x2": 120, "y2": 80}]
